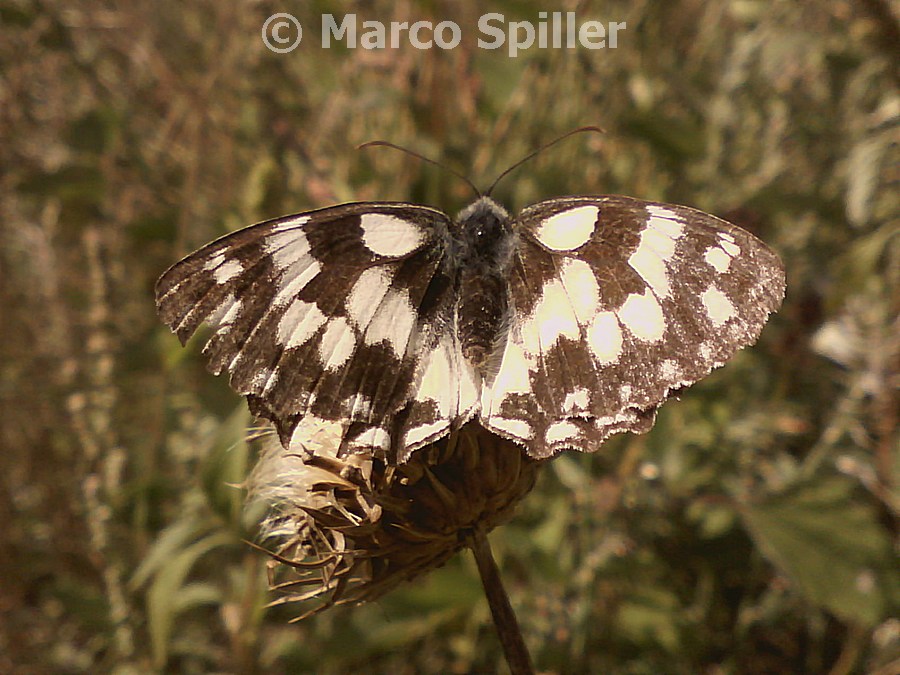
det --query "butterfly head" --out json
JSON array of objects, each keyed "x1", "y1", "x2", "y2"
[{"x1": 455, "y1": 196, "x2": 512, "y2": 260}]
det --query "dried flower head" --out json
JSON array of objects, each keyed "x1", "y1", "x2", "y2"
[{"x1": 247, "y1": 420, "x2": 541, "y2": 619}]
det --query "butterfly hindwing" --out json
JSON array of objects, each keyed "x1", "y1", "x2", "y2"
[
  {"x1": 156, "y1": 202, "x2": 459, "y2": 455},
  {"x1": 480, "y1": 196, "x2": 785, "y2": 458}
]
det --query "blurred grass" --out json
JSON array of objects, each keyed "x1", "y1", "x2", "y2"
[{"x1": 1, "y1": 0, "x2": 897, "y2": 673}]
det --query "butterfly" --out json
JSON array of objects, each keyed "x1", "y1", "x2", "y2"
[{"x1": 156, "y1": 183, "x2": 784, "y2": 463}]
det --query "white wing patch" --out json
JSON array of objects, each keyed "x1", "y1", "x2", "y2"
[
  {"x1": 534, "y1": 205, "x2": 599, "y2": 251},
  {"x1": 346, "y1": 267, "x2": 393, "y2": 327},
  {"x1": 266, "y1": 228, "x2": 312, "y2": 270},
  {"x1": 363, "y1": 287, "x2": 417, "y2": 357},
  {"x1": 260, "y1": 229, "x2": 322, "y2": 319},
  {"x1": 545, "y1": 420, "x2": 582, "y2": 444},
  {"x1": 629, "y1": 233, "x2": 671, "y2": 298},
  {"x1": 563, "y1": 387, "x2": 590, "y2": 412},
  {"x1": 559, "y1": 257, "x2": 600, "y2": 321},
  {"x1": 213, "y1": 259, "x2": 244, "y2": 284},
  {"x1": 628, "y1": 225, "x2": 678, "y2": 298},
  {"x1": 207, "y1": 292, "x2": 238, "y2": 326},
  {"x1": 403, "y1": 421, "x2": 447, "y2": 448},
  {"x1": 414, "y1": 337, "x2": 455, "y2": 418},
  {"x1": 272, "y1": 256, "x2": 321, "y2": 308},
  {"x1": 490, "y1": 338, "x2": 533, "y2": 395},
  {"x1": 717, "y1": 232, "x2": 741, "y2": 256},
  {"x1": 318, "y1": 317, "x2": 355, "y2": 370},
  {"x1": 642, "y1": 221, "x2": 680, "y2": 258},
  {"x1": 277, "y1": 298, "x2": 327, "y2": 349},
  {"x1": 359, "y1": 213, "x2": 426, "y2": 257},
  {"x1": 520, "y1": 278, "x2": 581, "y2": 353},
  {"x1": 587, "y1": 311, "x2": 623, "y2": 364},
  {"x1": 216, "y1": 298, "x2": 243, "y2": 330},
  {"x1": 617, "y1": 289, "x2": 666, "y2": 342},
  {"x1": 270, "y1": 214, "x2": 311, "y2": 233},
  {"x1": 701, "y1": 286, "x2": 736, "y2": 326},
  {"x1": 645, "y1": 205, "x2": 685, "y2": 238},
  {"x1": 482, "y1": 337, "x2": 534, "y2": 421},
  {"x1": 704, "y1": 246, "x2": 732, "y2": 273},
  {"x1": 489, "y1": 417, "x2": 534, "y2": 440},
  {"x1": 204, "y1": 253, "x2": 244, "y2": 284},
  {"x1": 400, "y1": 328, "x2": 480, "y2": 454}
]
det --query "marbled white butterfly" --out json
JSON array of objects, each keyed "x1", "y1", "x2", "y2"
[{"x1": 156, "y1": 144, "x2": 784, "y2": 463}]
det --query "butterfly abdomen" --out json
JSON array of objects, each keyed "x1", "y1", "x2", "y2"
[
  {"x1": 454, "y1": 197, "x2": 515, "y2": 369},
  {"x1": 458, "y1": 268, "x2": 507, "y2": 367}
]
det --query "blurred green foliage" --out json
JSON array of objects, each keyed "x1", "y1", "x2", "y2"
[{"x1": 1, "y1": 0, "x2": 897, "y2": 673}]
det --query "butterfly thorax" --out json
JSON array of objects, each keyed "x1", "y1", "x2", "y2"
[{"x1": 453, "y1": 197, "x2": 515, "y2": 370}]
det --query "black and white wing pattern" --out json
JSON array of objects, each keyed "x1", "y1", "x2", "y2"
[
  {"x1": 156, "y1": 202, "x2": 478, "y2": 460},
  {"x1": 480, "y1": 196, "x2": 784, "y2": 457},
  {"x1": 157, "y1": 193, "x2": 784, "y2": 463}
]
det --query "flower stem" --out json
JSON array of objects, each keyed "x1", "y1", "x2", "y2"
[{"x1": 469, "y1": 526, "x2": 534, "y2": 675}]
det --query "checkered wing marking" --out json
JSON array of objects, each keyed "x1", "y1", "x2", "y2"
[
  {"x1": 392, "y1": 308, "x2": 481, "y2": 463},
  {"x1": 155, "y1": 203, "x2": 457, "y2": 457},
  {"x1": 481, "y1": 196, "x2": 785, "y2": 458}
]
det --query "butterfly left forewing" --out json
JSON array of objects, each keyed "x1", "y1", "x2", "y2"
[
  {"x1": 481, "y1": 196, "x2": 785, "y2": 458},
  {"x1": 156, "y1": 203, "x2": 460, "y2": 456}
]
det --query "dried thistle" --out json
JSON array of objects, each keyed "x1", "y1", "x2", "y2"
[{"x1": 247, "y1": 420, "x2": 541, "y2": 621}]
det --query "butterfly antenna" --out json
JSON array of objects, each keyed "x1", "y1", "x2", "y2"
[
  {"x1": 358, "y1": 140, "x2": 482, "y2": 199},
  {"x1": 484, "y1": 125, "x2": 606, "y2": 197}
]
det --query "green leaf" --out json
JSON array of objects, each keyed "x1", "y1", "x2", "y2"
[
  {"x1": 170, "y1": 582, "x2": 225, "y2": 613},
  {"x1": 145, "y1": 531, "x2": 235, "y2": 668},
  {"x1": 739, "y1": 475, "x2": 896, "y2": 626},
  {"x1": 130, "y1": 507, "x2": 213, "y2": 588},
  {"x1": 616, "y1": 586, "x2": 682, "y2": 653},
  {"x1": 201, "y1": 405, "x2": 251, "y2": 526}
]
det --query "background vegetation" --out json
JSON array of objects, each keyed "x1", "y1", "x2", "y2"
[{"x1": 1, "y1": 0, "x2": 897, "y2": 673}]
